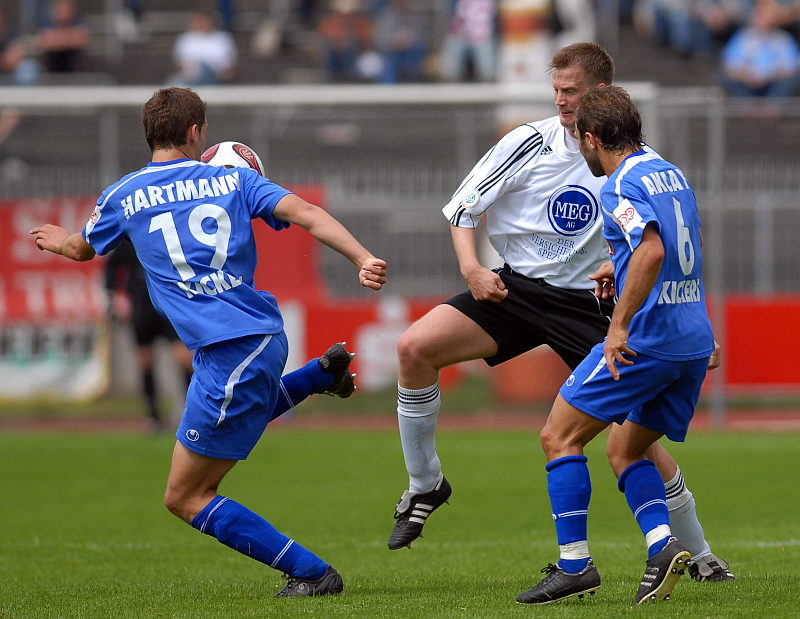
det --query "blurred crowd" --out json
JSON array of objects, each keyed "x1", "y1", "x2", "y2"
[
  {"x1": 633, "y1": 0, "x2": 800, "y2": 114},
  {"x1": 1, "y1": 0, "x2": 90, "y2": 85},
  {"x1": 1, "y1": 0, "x2": 799, "y2": 106},
  {"x1": 0, "y1": 0, "x2": 593, "y2": 87}
]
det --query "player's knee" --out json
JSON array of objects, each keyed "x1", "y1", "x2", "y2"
[
  {"x1": 605, "y1": 448, "x2": 622, "y2": 477},
  {"x1": 539, "y1": 424, "x2": 559, "y2": 459},
  {"x1": 540, "y1": 418, "x2": 589, "y2": 461},
  {"x1": 396, "y1": 329, "x2": 426, "y2": 371},
  {"x1": 605, "y1": 443, "x2": 640, "y2": 478},
  {"x1": 164, "y1": 487, "x2": 191, "y2": 522}
]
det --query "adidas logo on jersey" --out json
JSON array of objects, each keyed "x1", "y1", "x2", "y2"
[{"x1": 541, "y1": 146, "x2": 553, "y2": 155}]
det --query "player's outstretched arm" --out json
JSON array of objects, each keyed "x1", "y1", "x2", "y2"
[
  {"x1": 450, "y1": 225, "x2": 507, "y2": 302},
  {"x1": 273, "y1": 194, "x2": 386, "y2": 290},
  {"x1": 30, "y1": 225, "x2": 96, "y2": 262}
]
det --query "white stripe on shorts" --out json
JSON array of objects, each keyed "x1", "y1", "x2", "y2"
[
  {"x1": 582, "y1": 356, "x2": 608, "y2": 385},
  {"x1": 216, "y1": 334, "x2": 272, "y2": 427}
]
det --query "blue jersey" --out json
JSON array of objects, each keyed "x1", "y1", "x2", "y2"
[
  {"x1": 83, "y1": 159, "x2": 292, "y2": 349},
  {"x1": 601, "y1": 149, "x2": 714, "y2": 361}
]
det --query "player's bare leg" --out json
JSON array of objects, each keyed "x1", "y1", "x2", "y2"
[
  {"x1": 642, "y1": 438, "x2": 735, "y2": 581},
  {"x1": 397, "y1": 304, "x2": 498, "y2": 389},
  {"x1": 389, "y1": 304, "x2": 497, "y2": 549},
  {"x1": 164, "y1": 442, "x2": 238, "y2": 523}
]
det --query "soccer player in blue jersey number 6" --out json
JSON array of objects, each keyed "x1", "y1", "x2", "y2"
[
  {"x1": 517, "y1": 85, "x2": 715, "y2": 605},
  {"x1": 389, "y1": 42, "x2": 732, "y2": 590},
  {"x1": 30, "y1": 87, "x2": 387, "y2": 598}
]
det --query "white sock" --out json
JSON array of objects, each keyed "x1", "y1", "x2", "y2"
[
  {"x1": 664, "y1": 467, "x2": 711, "y2": 558},
  {"x1": 397, "y1": 383, "x2": 442, "y2": 495}
]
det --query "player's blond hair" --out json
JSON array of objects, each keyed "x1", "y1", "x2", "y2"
[{"x1": 549, "y1": 43, "x2": 614, "y2": 87}]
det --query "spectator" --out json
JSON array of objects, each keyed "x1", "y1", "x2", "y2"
[
  {"x1": 297, "y1": 0, "x2": 321, "y2": 30},
  {"x1": 316, "y1": 0, "x2": 374, "y2": 81},
  {"x1": 169, "y1": 11, "x2": 237, "y2": 86},
  {"x1": 218, "y1": 0, "x2": 236, "y2": 31},
  {"x1": 634, "y1": 0, "x2": 741, "y2": 57},
  {"x1": 36, "y1": 0, "x2": 90, "y2": 73},
  {"x1": 20, "y1": 0, "x2": 46, "y2": 34},
  {"x1": 692, "y1": 0, "x2": 755, "y2": 55},
  {"x1": 720, "y1": 0, "x2": 799, "y2": 116},
  {"x1": 373, "y1": 0, "x2": 427, "y2": 83},
  {"x1": 0, "y1": 9, "x2": 39, "y2": 85},
  {"x1": 759, "y1": 0, "x2": 800, "y2": 38},
  {"x1": 440, "y1": 0, "x2": 497, "y2": 82}
]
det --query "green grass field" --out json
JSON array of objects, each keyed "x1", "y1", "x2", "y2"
[{"x1": 1, "y1": 427, "x2": 797, "y2": 618}]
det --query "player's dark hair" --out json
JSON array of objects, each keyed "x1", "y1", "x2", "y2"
[
  {"x1": 575, "y1": 85, "x2": 643, "y2": 153},
  {"x1": 549, "y1": 42, "x2": 614, "y2": 86},
  {"x1": 142, "y1": 88, "x2": 207, "y2": 151}
]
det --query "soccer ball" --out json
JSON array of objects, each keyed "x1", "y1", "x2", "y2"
[{"x1": 201, "y1": 141, "x2": 265, "y2": 176}]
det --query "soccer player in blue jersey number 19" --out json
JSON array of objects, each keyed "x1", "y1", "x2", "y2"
[
  {"x1": 517, "y1": 85, "x2": 717, "y2": 606},
  {"x1": 30, "y1": 87, "x2": 387, "y2": 598}
]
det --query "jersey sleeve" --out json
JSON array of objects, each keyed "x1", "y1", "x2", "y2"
[
  {"x1": 238, "y1": 169, "x2": 292, "y2": 231},
  {"x1": 442, "y1": 124, "x2": 544, "y2": 229},
  {"x1": 602, "y1": 178, "x2": 659, "y2": 252},
  {"x1": 82, "y1": 192, "x2": 124, "y2": 255}
]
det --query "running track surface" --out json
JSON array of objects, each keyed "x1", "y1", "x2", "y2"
[{"x1": 2, "y1": 409, "x2": 799, "y2": 433}]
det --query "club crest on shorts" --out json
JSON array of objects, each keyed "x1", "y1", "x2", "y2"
[
  {"x1": 460, "y1": 189, "x2": 481, "y2": 209},
  {"x1": 547, "y1": 185, "x2": 599, "y2": 237}
]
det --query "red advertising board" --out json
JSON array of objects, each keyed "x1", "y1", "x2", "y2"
[
  {"x1": 0, "y1": 197, "x2": 109, "y2": 400},
  {"x1": 0, "y1": 196, "x2": 106, "y2": 323},
  {"x1": 2, "y1": 193, "x2": 798, "y2": 400}
]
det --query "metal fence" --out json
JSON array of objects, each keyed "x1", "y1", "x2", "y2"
[{"x1": 1, "y1": 83, "x2": 798, "y2": 301}]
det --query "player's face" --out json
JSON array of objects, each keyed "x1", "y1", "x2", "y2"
[
  {"x1": 578, "y1": 132, "x2": 605, "y2": 177},
  {"x1": 552, "y1": 67, "x2": 593, "y2": 131}
]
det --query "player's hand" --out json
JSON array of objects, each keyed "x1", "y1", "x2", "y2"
[
  {"x1": 30, "y1": 224, "x2": 70, "y2": 254},
  {"x1": 604, "y1": 324, "x2": 635, "y2": 381},
  {"x1": 466, "y1": 267, "x2": 508, "y2": 302},
  {"x1": 707, "y1": 340, "x2": 721, "y2": 370},
  {"x1": 589, "y1": 260, "x2": 615, "y2": 299},
  {"x1": 359, "y1": 257, "x2": 387, "y2": 290}
]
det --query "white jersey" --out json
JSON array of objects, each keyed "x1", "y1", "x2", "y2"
[{"x1": 442, "y1": 115, "x2": 609, "y2": 289}]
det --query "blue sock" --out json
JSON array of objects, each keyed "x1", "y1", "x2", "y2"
[
  {"x1": 270, "y1": 358, "x2": 333, "y2": 422},
  {"x1": 618, "y1": 460, "x2": 671, "y2": 558},
  {"x1": 191, "y1": 496, "x2": 328, "y2": 579},
  {"x1": 546, "y1": 455, "x2": 592, "y2": 573}
]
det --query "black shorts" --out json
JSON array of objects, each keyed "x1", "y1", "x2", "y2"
[
  {"x1": 445, "y1": 265, "x2": 614, "y2": 369},
  {"x1": 131, "y1": 299, "x2": 179, "y2": 347}
]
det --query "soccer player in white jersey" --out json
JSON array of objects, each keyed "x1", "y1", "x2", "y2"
[
  {"x1": 517, "y1": 84, "x2": 716, "y2": 605},
  {"x1": 388, "y1": 42, "x2": 733, "y2": 586},
  {"x1": 30, "y1": 87, "x2": 387, "y2": 598}
]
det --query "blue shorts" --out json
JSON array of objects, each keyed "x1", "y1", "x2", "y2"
[
  {"x1": 559, "y1": 343, "x2": 709, "y2": 442},
  {"x1": 176, "y1": 331, "x2": 288, "y2": 460}
]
